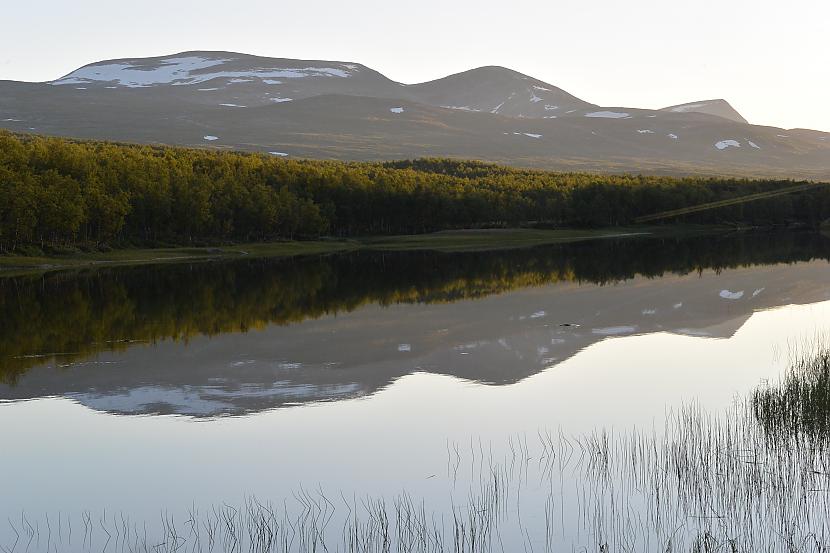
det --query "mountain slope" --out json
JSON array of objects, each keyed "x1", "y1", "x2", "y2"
[
  {"x1": 1, "y1": 51, "x2": 828, "y2": 179},
  {"x1": 403, "y1": 66, "x2": 595, "y2": 118},
  {"x1": 660, "y1": 99, "x2": 748, "y2": 124}
]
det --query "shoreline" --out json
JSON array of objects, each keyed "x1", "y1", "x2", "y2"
[{"x1": 0, "y1": 224, "x2": 743, "y2": 276}]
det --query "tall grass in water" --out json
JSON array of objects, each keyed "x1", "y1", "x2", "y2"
[
  {"x1": 753, "y1": 345, "x2": 830, "y2": 443},
  {"x1": 8, "y1": 346, "x2": 830, "y2": 551}
]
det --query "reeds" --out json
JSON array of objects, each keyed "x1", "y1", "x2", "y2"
[
  {"x1": 8, "y1": 348, "x2": 830, "y2": 552},
  {"x1": 753, "y1": 344, "x2": 830, "y2": 444}
]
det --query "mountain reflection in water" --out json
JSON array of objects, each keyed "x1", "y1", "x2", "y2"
[{"x1": 2, "y1": 231, "x2": 830, "y2": 417}]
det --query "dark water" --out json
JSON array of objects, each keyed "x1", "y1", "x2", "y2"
[{"x1": 2, "y1": 231, "x2": 830, "y2": 551}]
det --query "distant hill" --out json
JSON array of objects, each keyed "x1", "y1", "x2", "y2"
[
  {"x1": 660, "y1": 99, "x2": 749, "y2": 124},
  {"x1": 1, "y1": 51, "x2": 828, "y2": 179}
]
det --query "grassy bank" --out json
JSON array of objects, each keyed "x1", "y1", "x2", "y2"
[
  {"x1": 0, "y1": 225, "x2": 732, "y2": 276},
  {"x1": 0, "y1": 240, "x2": 357, "y2": 275}
]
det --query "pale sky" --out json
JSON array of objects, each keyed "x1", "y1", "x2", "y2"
[{"x1": 2, "y1": 0, "x2": 828, "y2": 131}]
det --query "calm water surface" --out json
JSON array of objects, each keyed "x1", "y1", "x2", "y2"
[{"x1": 2, "y1": 232, "x2": 830, "y2": 551}]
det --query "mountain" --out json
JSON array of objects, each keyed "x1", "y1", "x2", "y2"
[
  {"x1": 660, "y1": 99, "x2": 748, "y2": 124},
  {"x1": 1, "y1": 51, "x2": 828, "y2": 179},
  {"x1": 403, "y1": 66, "x2": 595, "y2": 117}
]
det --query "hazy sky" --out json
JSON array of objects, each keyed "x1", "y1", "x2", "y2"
[{"x1": 2, "y1": 0, "x2": 828, "y2": 131}]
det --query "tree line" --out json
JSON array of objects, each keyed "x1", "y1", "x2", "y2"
[{"x1": 1, "y1": 131, "x2": 829, "y2": 251}]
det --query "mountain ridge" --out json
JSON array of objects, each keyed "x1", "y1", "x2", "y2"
[
  {"x1": 1, "y1": 50, "x2": 829, "y2": 179},
  {"x1": 45, "y1": 52, "x2": 747, "y2": 123}
]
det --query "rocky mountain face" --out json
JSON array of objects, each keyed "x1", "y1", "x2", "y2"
[{"x1": 1, "y1": 51, "x2": 828, "y2": 178}]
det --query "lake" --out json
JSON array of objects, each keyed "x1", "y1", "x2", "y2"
[{"x1": 2, "y1": 231, "x2": 830, "y2": 552}]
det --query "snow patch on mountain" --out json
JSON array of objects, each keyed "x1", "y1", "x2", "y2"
[
  {"x1": 585, "y1": 111, "x2": 630, "y2": 119},
  {"x1": 592, "y1": 326, "x2": 637, "y2": 336},
  {"x1": 53, "y1": 56, "x2": 353, "y2": 88},
  {"x1": 389, "y1": 107, "x2": 404, "y2": 114},
  {"x1": 719, "y1": 290, "x2": 744, "y2": 300},
  {"x1": 670, "y1": 103, "x2": 707, "y2": 113},
  {"x1": 715, "y1": 140, "x2": 741, "y2": 150},
  {"x1": 53, "y1": 56, "x2": 227, "y2": 87}
]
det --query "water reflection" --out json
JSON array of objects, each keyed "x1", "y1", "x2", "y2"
[{"x1": 2, "y1": 231, "x2": 830, "y2": 417}]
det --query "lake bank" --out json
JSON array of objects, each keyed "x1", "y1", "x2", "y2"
[{"x1": 0, "y1": 225, "x2": 730, "y2": 275}]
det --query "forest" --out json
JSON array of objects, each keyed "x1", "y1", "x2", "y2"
[{"x1": 1, "y1": 131, "x2": 829, "y2": 252}]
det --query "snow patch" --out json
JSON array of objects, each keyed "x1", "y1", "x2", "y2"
[
  {"x1": 637, "y1": 129, "x2": 655, "y2": 134},
  {"x1": 667, "y1": 133, "x2": 679, "y2": 140},
  {"x1": 219, "y1": 103, "x2": 246, "y2": 108},
  {"x1": 203, "y1": 135, "x2": 219, "y2": 141},
  {"x1": 441, "y1": 105, "x2": 480, "y2": 112},
  {"x1": 752, "y1": 288, "x2": 765, "y2": 298},
  {"x1": 53, "y1": 56, "x2": 229, "y2": 87},
  {"x1": 532, "y1": 85, "x2": 551, "y2": 91},
  {"x1": 585, "y1": 111, "x2": 630, "y2": 119},
  {"x1": 529, "y1": 93, "x2": 543, "y2": 103},
  {"x1": 262, "y1": 79, "x2": 282, "y2": 85},
  {"x1": 715, "y1": 140, "x2": 741, "y2": 150},
  {"x1": 491, "y1": 102, "x2": 505, "y2": 114},
  {"x1": 524, "y1": 133, "x2": 542, "y2": 139},
  {"x1": 592, "y1": 326, "x2": 637, "y2": 336},
  {"x1": 677, "y1": 329, "x2": 712, "y2": 337},
  {"x1": 670, "y1": 103, "x2": 707, "y2": 113},
  {"x1": 53, "y1": 56, "x2": 353, "y2": 88},
  {"x1": 198, "y1": 87, "x2": 220, "y2": 91},
  {"x1": 748, "y1": 140, "x2": 761, "y2": 149},
  {"x1": 719, "y1": 290, "x2": 744, "y2": 300},
  {"x1": 398, "y1": 344, "x2": 411, "y2": 352},
  {"x1": 269, "y1": 152, "x2": 289, "y2": 157},
  {"x1": 389, "y1": 107, "x2": 405, "y2": 114},
  {"x1": 269, "y1": 97, "x2": 293, "y2": 103},
  {"x1": 544, "y1": 105, "x2": 559, "y2": 111}
]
